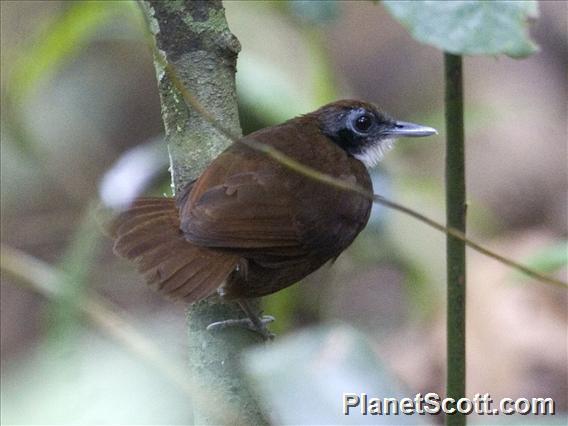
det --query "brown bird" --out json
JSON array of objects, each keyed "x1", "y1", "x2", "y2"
[{"x1": 111, "y1": 100, "x2": 436, "y2": 335}]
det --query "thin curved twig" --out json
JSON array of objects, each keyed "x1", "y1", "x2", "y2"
[{"x1": 160, "y1": 58, "x2": 567, "y2": 289}]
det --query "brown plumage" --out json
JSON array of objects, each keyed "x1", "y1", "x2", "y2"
[{"x1": 111, "y1": 100, "x2": 436, "y2": 304}]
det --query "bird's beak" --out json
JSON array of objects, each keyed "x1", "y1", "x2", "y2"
[{"x1": 386, "y1": 121, "x2": 438, "y2": 137}]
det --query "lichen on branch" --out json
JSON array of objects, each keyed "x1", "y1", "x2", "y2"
[{"x1": 142, "y1": 0, "x2": 242, "y2": 192}]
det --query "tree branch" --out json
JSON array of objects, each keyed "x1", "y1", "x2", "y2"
[
  {"x1": 141, "y1": 0, "x2": 241, "y2": 191},
  {"x1": 139, "y1": 1, "x2": 267, "y2": 424}
]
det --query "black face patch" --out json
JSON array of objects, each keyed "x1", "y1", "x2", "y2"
[
  {"x1": 333, "y1": 127, "x2": 367, "y2": 156},
  {"x1": 318, "y1": 106, "x2": 394, "y2": 157}
]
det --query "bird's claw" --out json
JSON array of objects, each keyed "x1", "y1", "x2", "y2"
[{"x1": 206, "y1": 315, "x2": 275, "y2": 341}]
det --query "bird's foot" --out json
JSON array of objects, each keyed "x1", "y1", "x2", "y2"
[{"x1": 206, "y1": 315, "x2": 275, "y2": 341}]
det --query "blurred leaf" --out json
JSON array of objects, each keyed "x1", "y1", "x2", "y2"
[
  {"x1": 305, "y1": 29, "x2": 339, "y2": 105},
  {"x1": 515, "y1": 242, "x2": 568, "y2": 281},
  {"x1": 99, "y1": 137, "x2": 169, "y2": 210},
  {"x1": 4, "y1": 1, "x2": 141, "y2": 158},
  {"x1": 1, "y1": 331, "x2": 192, "y2": 425},
  {"x1": 237, "y1": 54, "x2": 318, "y2": 124},
  {"x1": 382, "y1": 0, "x2": 539, "y2": 58},
  {"x1": 385, "y1": 179, "x2": 446, "y2": 300},
  {"x1": 261, "y1": 284, "x2": 301, "y2": 334},
  {"x1": 231, "y1": 0, "x2": 342, "y2": 127},
  {"x1": 46, "y1": 202, "x2": 103, "y2": 341},
  {"x1": 287, "y1": 0, "x2": 340, "y2": 25},
  {"x1": 243, "y1": 324, "x2": 424, "y2": 424},
  {"x1": 8, "y1": 0, "x2": 139, "y2": 103}
]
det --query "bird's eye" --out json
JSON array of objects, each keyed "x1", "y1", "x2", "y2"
[{"x1": 353, "y1": 114, "x2": 373, "y2": 133}]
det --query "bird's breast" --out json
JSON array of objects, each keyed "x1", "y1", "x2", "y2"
[{"x1": 290, "y1": 156, "x2": 373, "y2": 259}]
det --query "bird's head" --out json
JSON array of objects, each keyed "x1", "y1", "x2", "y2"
[{"x1": 314, "y1": 100, "x2": 437, "y2": 167}]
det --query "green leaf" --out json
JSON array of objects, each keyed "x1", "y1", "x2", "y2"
[
  {"x1": 382, "y1": 0, "x2": 539, "y2": 58},
  {"x1": 8, "y1": 1, "x2": 140, "y2": 102}
]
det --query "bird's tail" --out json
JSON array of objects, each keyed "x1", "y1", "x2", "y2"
[{"x1": 110, "y1": 198, "x2": 239, "y2": 303}]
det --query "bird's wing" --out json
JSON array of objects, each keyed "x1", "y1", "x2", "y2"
[{"x1": 178, "y1": 148, "x2": 306, "y2": 256}]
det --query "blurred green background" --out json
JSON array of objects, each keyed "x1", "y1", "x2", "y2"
[{"x1": 1, "y1": 1, "x2": 566, "y2": 424}]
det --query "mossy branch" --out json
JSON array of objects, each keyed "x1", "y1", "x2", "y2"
[{"x1": 139, "y1": 1, "x2": 267, "y2": 424}]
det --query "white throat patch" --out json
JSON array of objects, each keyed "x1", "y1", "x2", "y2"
[{"x1": 353, "y1": 138, "x2": 396, "y2": 168}]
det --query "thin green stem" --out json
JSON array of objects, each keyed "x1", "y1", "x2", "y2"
[{"x1": 445, "y1": 53, "x2": 466, "y2": 426}]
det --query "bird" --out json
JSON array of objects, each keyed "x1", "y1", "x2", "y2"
[{"x1": 110, "y1": 100, "x2": 436, "y2": 336}]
